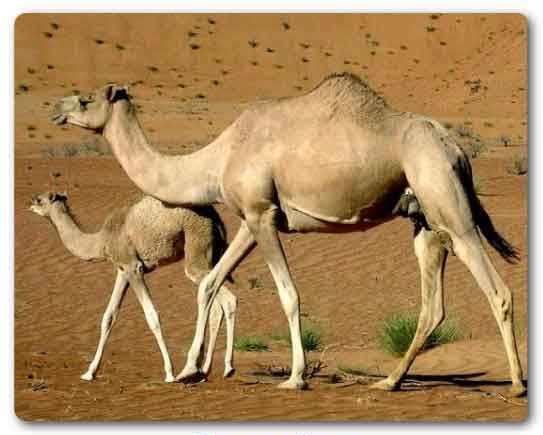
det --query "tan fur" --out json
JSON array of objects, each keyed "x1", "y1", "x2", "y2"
[
  {"x1": 52, "y1": 73, "x2": 524, "y2": 395},
  {"x1": 29, "y1": 192, "x2": 237, "y2": 382}
]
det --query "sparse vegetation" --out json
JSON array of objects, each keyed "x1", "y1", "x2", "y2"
[
  {"x1": 270, "y1": 323, "x2": 322, "y2": 351},
  {"x1": 464, "y1": 79, "x2": 482, "y2": 95},
  {"x1": 30, "y1": 378, "x2": 48, "y2": 392},
  {"x1": 234, "y1": 336, "x2": 269, "y2": 352},
  {"x1": 449, "y1": 124, "x2": 487, "y2": 159},
  {"x1": 43, "y1": 140, "x2": 111, "y2": 158},
  {"x1": 301, "y1": 326, "x2": 322, "y2": 351},
  {"x1": 379, "y1": 312, "x2": 461, "y2": 357},
  {"x1": 498, "y1": 135, "x2": 512, "y2": 147},
  {"x1": 253, "y1": 359, "x2": 324, "y2": 379},
  {"x1": 248, "y1": 277, "x2": 262, "y2": 290},
  {"x1": 506, "y1": 154, "x2": 528, "y2": 175},
  {"x1": 472, "y1": 175, "x2": 483, "y2": 195},
  {"x1": 468, "y1": 139, "x2": 487, "y2": 159},
  {"x1": 337, "y1": 364, "x2": 383, "y2": 378}
]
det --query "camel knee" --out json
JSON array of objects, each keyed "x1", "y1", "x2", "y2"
[
  {"x1": 219, "y1": 289, "x2": 237, "y2": 317},
  {"x1": 279, "y1": 290, "x2": 299, "y2": 319},
  {"x1": 495, "y1": 292, "x2": 513, "y2": 323},
  {"x1": 197, "y1": 273, "x2": 216, "y2": 306},
  {"x1": 185, "y1": 265, "x2": 207, "y2": 285}
]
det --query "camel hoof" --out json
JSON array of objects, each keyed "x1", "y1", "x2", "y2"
[
  {"x1": 223, "y1": 367, "x2": 236, "y2": 378},
  {"x1": 175, "y1": 366, "x2": 198, "y2": 382},
  {"x1": 278, "y1": 379, "x2": 308, "y2": 390},
  {"x1": 509, "y1": 383, "x2": 527, "y2": 398},
  {"x1": 369, "y1": 378, "x2": 398, "y2": 391},
  {"x1": 80, "y1": 372, "x2": 94, "y2": 381},
  {"x1": 175, "y1": 367, "x2": 206, "y2": 384},
  {"x1": 164, "y1": 375, "x2": 175, "y2": 383}
]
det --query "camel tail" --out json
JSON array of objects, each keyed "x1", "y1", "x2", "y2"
[{"x1": 457, "y1": 156, "x2": 520, "y2": 264}]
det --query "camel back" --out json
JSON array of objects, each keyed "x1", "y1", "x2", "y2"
[{"x1": 303, "y1": 72, "x2": 391, "y2": 125}]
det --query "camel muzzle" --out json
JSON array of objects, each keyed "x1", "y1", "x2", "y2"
[{"x1": 50, "y1": 113, "x2": 67, "y2": 125}]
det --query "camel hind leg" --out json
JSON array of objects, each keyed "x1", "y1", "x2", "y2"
[
  {"x1": 402, "y1": 120, "x2": 525, "y2": 396},
  {"x1": 371, "y1": 227, "x2": 447, "y2": 391},
  {"x1": 450, "y1": 231, "x2": 525, "y2": 396},
  {"x1": 199, "y1": 290, "x2": 237, "y2": 378},
  {"x1": 184, "y1": 237, "x2": 238, "y2": 379}
]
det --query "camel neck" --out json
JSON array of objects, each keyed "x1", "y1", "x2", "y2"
[
  {"x1": 103, "y1": 102, "x2": 223, "y2": 206},
  {"x1": 49, "y1": 206, "x2": 104, "y2": 261}
]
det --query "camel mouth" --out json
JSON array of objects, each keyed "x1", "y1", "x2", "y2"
[{"x1": 50, "y1": 113, "x2": 67, "y2": 125}]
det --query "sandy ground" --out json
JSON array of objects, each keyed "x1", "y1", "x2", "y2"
[{"x1": 14, "y1": 13, "x2": 528, "y2": 421}]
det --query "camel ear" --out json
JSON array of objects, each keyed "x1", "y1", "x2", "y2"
[
  {"x1": 105, "y1": 84, "x2": 129, "y2": 102},
  {"x1": 52, "y1": 192, "x2": 68, "y2": 202}
]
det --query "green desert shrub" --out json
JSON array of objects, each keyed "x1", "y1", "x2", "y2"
[
  {"x1": 234, "y1": 335, "x2": 269, "y2": 352},
  {"x1": 301, "y1": 326, "x2": 322, "y2": 351},
  {"x1": 43, "y1": 140, "x2": 111, "y2": 158},
  {"x1": 270, "y1": 323, "x2": 322, "y2": 352},
  {"x1": 472, "y1": 175, "x2": 483, "y2": 195},
  {"x1": 378, "y1": 312, "x2": 461, "y2": 357},
  {"x1": 506, "y1": 154, "x2": 528, "y2": 175}
]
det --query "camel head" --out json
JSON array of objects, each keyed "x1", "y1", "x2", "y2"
[
  {"x1": 51, "y1": 84, "x2": 130, "y2": 131},
  {"x1": 29, "y1": 191, "x2": 68, "y2": 217}
]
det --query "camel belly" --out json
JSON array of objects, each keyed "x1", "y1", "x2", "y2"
[{"x1": 275, "y1": 159, "x2": 407, "y2": 229}]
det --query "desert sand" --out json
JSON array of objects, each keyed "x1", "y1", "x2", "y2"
[{"x1": 14, "y1": 13, "x2": 527, "y2": 421}]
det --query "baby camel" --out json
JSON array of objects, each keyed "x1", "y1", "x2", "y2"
[{"x1": 29, "y1": 191, "x2": 237, "y2": 382}]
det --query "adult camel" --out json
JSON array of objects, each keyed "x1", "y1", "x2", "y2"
[{"x1": 51, "y1": 73, "x2": 525, "y2": 396}]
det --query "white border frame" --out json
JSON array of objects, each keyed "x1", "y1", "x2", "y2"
[{"x1": 3, "y1": 1, "x2": 539, "y2": 433}]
